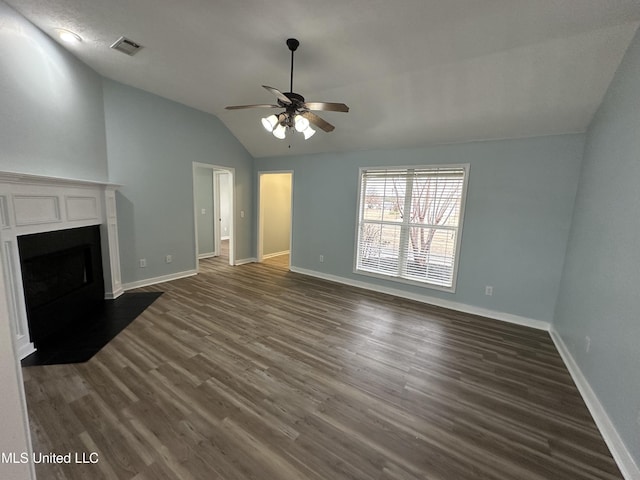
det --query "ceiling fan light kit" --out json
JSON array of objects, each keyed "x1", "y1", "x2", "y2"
[
  {"x1": 302, "y1": 126, "x2": 316, "y2": 140},
  {"x1": 294, "y1": 115, "x2": 310, "y2": 132},
  {"x1": 261, "y1": 112, "x2": 315, "y2": 139},
  {"x1": 261, "y1": 114, "x2": 279, "y2": 131},
  {"x1": 226, "y1": 38, "x2": 349, "y2": 141},
  {"x1": 272, "y1": 123, "x2": 287, "y2": 139}
]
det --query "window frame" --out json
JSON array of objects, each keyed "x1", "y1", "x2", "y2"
[{"x1": 352, "y1": 163, "x2": 470, "y2": 293}]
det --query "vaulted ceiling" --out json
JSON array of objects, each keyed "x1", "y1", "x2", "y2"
[{"x1": 6, "y1": 0, "x2": 640, "y2": 158}]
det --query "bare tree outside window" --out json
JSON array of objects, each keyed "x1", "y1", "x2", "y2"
[
  {"x1": 392, "y1": 175, "x2": 461, "y2": 266},
  {"x1": 356, "y1": 166, "x2": 468, "y2": 290}
]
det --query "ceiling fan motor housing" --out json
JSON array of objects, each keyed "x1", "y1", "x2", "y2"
[{"x1": 278, "y1": 92, "x2": 305, "y2": 109}]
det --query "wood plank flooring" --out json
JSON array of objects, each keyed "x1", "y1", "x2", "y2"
[
  {"x1": 262, "y1": 253, "x2": 289, "y2": 268},
  {"x1": 22, "y1": 258, "x2": 623, "y2": 480}
]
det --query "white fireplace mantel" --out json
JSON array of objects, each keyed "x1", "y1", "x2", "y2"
[{"x1": 0, "y1": 171, "x2": 123, "y2": 359}]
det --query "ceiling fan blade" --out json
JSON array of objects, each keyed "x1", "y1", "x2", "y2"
[
  {"x1": 302, "y1": 111, "x2": 335, "y2": 132},
  {"x1": 304, "y1": 102, "x2": 349, "y2": 113},
  {"x1": 225, "y1": 104, "x2": 279, "y2": 110},
  {"x1": 262, "y1": 85, "x2": 292, "y2": 104}
]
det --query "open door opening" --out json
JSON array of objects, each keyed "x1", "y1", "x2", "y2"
[
  {"x1": 193, "y1": 163, "x2": 235, "y2": 268},
  {"x1": 258, "y1": 171, "x2": 293, "y2": 269}
]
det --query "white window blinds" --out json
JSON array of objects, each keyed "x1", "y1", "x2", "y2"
[{"x1": 355, "y1": 166, "x2": 468, "y2": 290}]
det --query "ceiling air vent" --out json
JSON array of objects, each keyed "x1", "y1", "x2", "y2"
[{"x1": 110, "y1": 36, "x2": 143, "y2": 56}]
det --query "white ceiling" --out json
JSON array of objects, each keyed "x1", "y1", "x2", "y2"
[{"x1": 6, "y1": 0, "x2": 640, "y2": 158}]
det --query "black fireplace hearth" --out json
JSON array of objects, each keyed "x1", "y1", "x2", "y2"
[{"x1": 21, "y1": 291, "x2": 163, "y2": 366}]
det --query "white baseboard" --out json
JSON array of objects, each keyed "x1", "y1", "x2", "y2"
[
  {"x1": 235, "y1": 257, "x2": 256, "y2": 266},
  {"x1": 550, "y1": 328, "x2": 640, "y2": 480},
  {"x1": 17, "y1": 342, "x2": 35, "y2": 360},
  {"x1": 221, "y1": 236, "x2": 230, "y2": 241},
  {"x1": 262, "y1": 250, "x2": 290, "y2": 260},
  {"x1": 289, "y1": 266, "x2": 549, "y2": 331},
  {"x1": 198, "y1": 252, "x2": 215, "y2": 259},
  {"x1": 122, "y1": 269, "x2": 197, "y2": 291},
  {"x1": 104, "y1": 287, "x2": 124, "y2": 300}
]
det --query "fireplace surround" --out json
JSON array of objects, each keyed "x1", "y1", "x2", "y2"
[{"x1": 0, "y1": 171, "x2": 122, "y2": 358}]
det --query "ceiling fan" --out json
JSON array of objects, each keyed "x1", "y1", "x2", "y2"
[{"x1": 225, "y1": 38, "x2": 349, "y2": 140}]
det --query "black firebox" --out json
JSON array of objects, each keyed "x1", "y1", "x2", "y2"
[{"x1": 18, "y1": 225, "x2": 105, "y2": 348}]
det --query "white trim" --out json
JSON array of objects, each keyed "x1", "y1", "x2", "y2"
[
  {"x1": 354, "y1": 268, "x2": 461, "y2": 293},
  {"x1": 192, "y1": 165, "x2": 200, "y2": 270},
  {"x1": 290, "y1": 266, "x2": 549, "y2": 331},
  {"x1": 0, "y1": 245, "x2": 36, "y2": 479},
  {"x1": 0, "y1": 172, "x2": 122, "y2": 358},
  {"x1": 262, "y1": 250, "x2": 290, "y2": 260},
  {"x1": 235, "y1": 257, "x2": 256, "y2": 266},
  {"x1": 550, "y1": 328, "x2": 640, "y2": 480},
  {"x1": 198, "y1": 252, "x2": 216, "y2": 260},
  {"x1": 0, "y1": 170, "x2": 120, "y2": 189},
  {"x1": 104, "y1": 289, "x2": 124, "y2": 300},
  {"x1": 221, "y1": 236, "x2": 230, "y2": 241},
  {"x1": 17, "y1": 342, "x2": 36, "y2": 360},
  {"x1": 122, "y1": 269, "x2": 197, "y2": 291},
  {"x1": 102, "y1": 187, "x2": 123, "y2": 299},
  {"x1": 192, "y1": 163, "x2": 235, "y2": 269},
  {"x1": 213, "y1": 171, "x2": 222, "y2": 257}
]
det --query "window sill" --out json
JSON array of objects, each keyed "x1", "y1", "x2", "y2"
[{"x1": 353, "y1": 268, "x2": 457, "y2": 294}]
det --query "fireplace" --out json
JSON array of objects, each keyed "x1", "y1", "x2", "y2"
[
  {"x1": 18, "y1": 226, "x2": 105, "y2": 348},
  {"x1": 0, "y1": 171, "x2": 123, "y2": 359}
]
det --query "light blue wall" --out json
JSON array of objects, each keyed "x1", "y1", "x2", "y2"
[
  {"x1": 258, "y1": 134, "x2": 584, "y2": 323},
  {"x1": 554, "y1": 28, "x2": 640, "y2": 467},
  {"x1": 195, "y1": 166, "x2": 214, "y2": 255},
  {"x1": 0, "y1": 0, "x2": 108, "y2": 181},
  {"x1": 103, "y1": 79, "x2": 254, "y2": 284}
]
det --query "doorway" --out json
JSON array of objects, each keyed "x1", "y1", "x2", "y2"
[
  {"x1": 258, "y1": 171, "x2": 293, "y2": 269},
  {"x1": 193, "y1": 163, "x2": 235, "y2": 268}
]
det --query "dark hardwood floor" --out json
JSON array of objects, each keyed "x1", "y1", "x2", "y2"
[{"x1": 22, "y1": 258, "x2": 623, "y2": 479}]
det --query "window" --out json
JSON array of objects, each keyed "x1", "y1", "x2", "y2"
[{"x1": 355, "y1": 165, "x2": 468, "y2": 291}]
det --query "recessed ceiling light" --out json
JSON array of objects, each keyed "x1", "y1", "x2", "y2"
[{"x1": 55, "y1": 28, "x2": 82, "y2": 44}]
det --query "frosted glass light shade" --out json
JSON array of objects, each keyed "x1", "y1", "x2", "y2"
[
  {"x1": 294, "y1": 115, "x2": 310, "y2": 132},
  {"x1": 272, "y1": 123, "x2": 287, "y2": 139},
  {"x1": 261, "y1": 115, "x2": 278, "y2": 132},
  {"x1": 303, "y1": 126, "x2": 316, "y2": 139}
]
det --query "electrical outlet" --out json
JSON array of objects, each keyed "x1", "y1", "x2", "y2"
[
  {"x1": 240, "y1": 210, "x2": 245, "y2": 218},
  {"x1": 165, "y1": 255, "x2": 172, "y2": 263},
  {"x1": 485, "y1": 285, "x2": 493, "y2": 296},
  {"x1": 636, "y1": 410, "x2": 640, "y2": 427},
  {"x1": 139, "y1": 258, "x2": 147, "y2": 268},
  {"x1": 201, "y1": 208, "x2": 206, "y2": 215},
  {"x1": 585, "y1": 336, "x2": 591, "y2": 353},
  {"x1": 319, "y1": 254, "x2": 324, "y2": 263}
]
